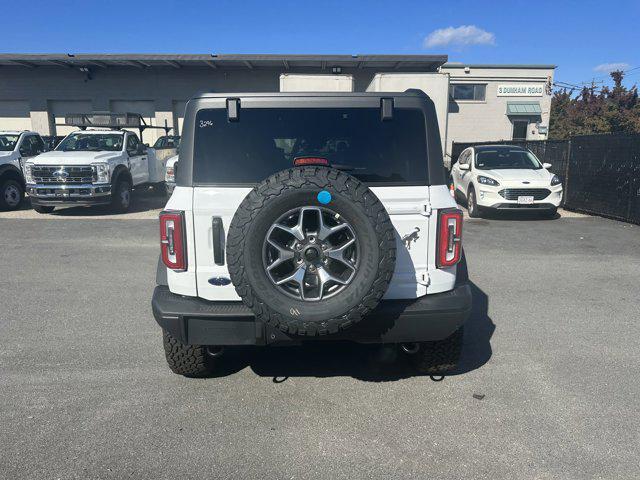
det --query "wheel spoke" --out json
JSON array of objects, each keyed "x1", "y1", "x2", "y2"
[
  {"x1": 266, "y1": 239, "x2": 295, "y2": 271},
  {"x1": 273, "y1": 223, "x2": 304, "y2": 241},
  {"x1": 325, "y1": 237, "x2": 356, "y2": 269},
  {"x1": 275, "y1": 265, "x2": 307, "y2": 298},
  {"x1": 316, "y1": 266, "x2": 347, "y2": 299},
  {"x1": 317, "y1": 210, "x2": 349, "y2": 240}
]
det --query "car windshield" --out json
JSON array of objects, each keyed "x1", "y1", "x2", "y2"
[
  {"x1": 154, "y1": 136, "x2": 181, "y2": 149},
  {"x1": 56, "y1": 133, "x2": 124, "y2": 152},
  {"x1": 0, "y1": 134, "x2": 20, "y2": 151},
  {"x1": 475, "y1": 148, "x2": 542, "y2": 170},
  {"x1": 193, "y1": 107, "x2": 429, "y2": 185}
]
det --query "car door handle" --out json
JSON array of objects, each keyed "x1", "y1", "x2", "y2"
[{"x1": 211, "y1": 217, "x2": 225, "y2": 265}]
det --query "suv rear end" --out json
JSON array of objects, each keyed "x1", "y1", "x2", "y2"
[{"x1": 152, "y1": 91, "x2": 472, "y2": 377}]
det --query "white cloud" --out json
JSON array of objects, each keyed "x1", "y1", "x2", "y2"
[
  {"x1": 423, "y1": 25, "x2": 496, "y2": 48},
  {"x1": 593, "y1": 62, "x2": 630, "y2": 73}
]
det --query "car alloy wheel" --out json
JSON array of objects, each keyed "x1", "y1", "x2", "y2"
[{"x1": 262, "y1": 206, "x2": 359, "y2": 301}]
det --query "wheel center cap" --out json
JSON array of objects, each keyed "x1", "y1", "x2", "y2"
[{"x1": 304, "y1": 247, "x2": 320, "y2": 262}]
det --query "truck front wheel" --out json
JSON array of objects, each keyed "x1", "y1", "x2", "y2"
[
  {"x1": 111, "y1": 179, "x2": 132, "y2": 213},
  {"x1": 0, "y1": 179, "x2": 24, "y2": 211},
  {"x1": 162, "y1": 330, "x2": 221, "y2": 377}
]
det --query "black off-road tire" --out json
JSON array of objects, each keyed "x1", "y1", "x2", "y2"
[
  {"x1": 411, "y1": 327, "x2": 464, "y2": 374},
  {"x1": 33, "y1": 204, "x2": 55, "y2": 214},
  {"x1": 110, "y1": 179, "x2": 132, "y2": 213},
  {"x1": 162, "y1": 330, "x2": 218, "y2": 378},
  {"x1": 0, "y1": 179, "x2": 24, "y2": 211},
  {"x1": 227, "y1": 166, "x2": 396, "y2": 336}
]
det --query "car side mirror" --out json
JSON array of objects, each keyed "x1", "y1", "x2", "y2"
[
  {"x1": 137, "y1": 144, "x2": 147, "y2": 155},
  {"x1": 542, "y1": 163, "x2": 552, "y2": 169},
  {"x1": 459, "y1": 163, "x2": 470, "y2": 171}
]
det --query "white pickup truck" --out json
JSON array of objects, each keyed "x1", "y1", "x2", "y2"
[
  {"x1": 0, "y1": 131, "x2": 46, "y2": 210},
  {"x1": 24, "y1": 113, "x2": 175, "y2": 214}
]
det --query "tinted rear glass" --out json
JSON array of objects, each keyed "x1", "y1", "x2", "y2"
[{"x1": 193, "y1": 107, "x2": 428, "y2": 185}]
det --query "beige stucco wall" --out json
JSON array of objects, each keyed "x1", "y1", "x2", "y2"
[{"x1": 440, "y1": 65, "x2": 555, "y2": 163}]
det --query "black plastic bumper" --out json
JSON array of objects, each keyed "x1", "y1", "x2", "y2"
[
  {"x1": 489, "y1": 202, "x2": 556, "y2": 210},
  {"x1": 29, "y1": 195, "x2": 112, "y2": 207},
  {"x1": 152, "y1": 284, "x2": 472, "y2": 346}
]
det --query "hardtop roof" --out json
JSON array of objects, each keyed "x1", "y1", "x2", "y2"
[{"x1": 193, "y1": 90, "x2": 429, "y2": 100}]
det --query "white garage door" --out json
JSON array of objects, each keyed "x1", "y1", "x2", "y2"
[
  {"x1": 0, "y1": 100, "x2": 31, "y2": 131},
  {"x1": 172, "y1": 100, "x2": 187, "y2": 136},
  {"x1": 49, "y1": 100, "x2": 92, "y2": 135},
  {"x1": 110, "y1": 100, "x2": 158, "y2": 144}
]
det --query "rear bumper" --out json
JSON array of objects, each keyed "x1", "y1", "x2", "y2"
[
  {"x1": 27, "y1": 183, "x2": 111, "y2": 206},
  {"x1": 151, "y1": 284, "x2": 472, "y2": 346}
]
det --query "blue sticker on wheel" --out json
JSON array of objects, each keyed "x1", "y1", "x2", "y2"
[{"x1": 317, "y1": 190, "x2": 332, "y2": 205}]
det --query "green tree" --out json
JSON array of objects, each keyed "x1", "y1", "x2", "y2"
[{"x1": 549, "y1": 71, "x2": 639, "y2": 139}]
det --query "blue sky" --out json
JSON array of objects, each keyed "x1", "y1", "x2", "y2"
[{"x1": 4, "y1": 0, "x2": 639, "y2": 89}]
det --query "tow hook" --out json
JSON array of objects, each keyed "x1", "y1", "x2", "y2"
[
  {"x1": 400, "y1": 343, "x2": 420, "y2": 355},
  {"x1": 206, "y1": 346, "x2": 225, "y2": 358}
]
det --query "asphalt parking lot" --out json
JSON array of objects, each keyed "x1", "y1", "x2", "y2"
[{"x1": 1, "y1": 198, "x2": 639, "y2": 479}]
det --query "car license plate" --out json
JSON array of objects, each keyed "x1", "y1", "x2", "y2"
[
  {"x1": 517, "y1": 196, "x2": 534, "y2": 204},
  {"x1": 55, "y1": 189, "x2": 70, "y2": 197}
]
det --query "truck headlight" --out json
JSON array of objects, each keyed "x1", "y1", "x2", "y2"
[
  {"x1": 551, "y1": 174, "x2": 562, "y2": 186},
  {"x1": 92, "y1": 163, "x2": 110, "y2": 183},
  {"x1": 477, "y1": 175, "x2": 500, "y2": 186},
  {"x1": 24, "y1": 163, "x2": 34, "y2": 184}
]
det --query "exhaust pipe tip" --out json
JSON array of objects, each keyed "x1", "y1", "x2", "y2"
[
  {"x1": 400, "y1": 342, "x2": 420, "y2": 355},
  {"x1": 206, "y1": 346, "x2": 225, "y2": 358}
]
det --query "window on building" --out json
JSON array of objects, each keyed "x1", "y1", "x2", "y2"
[{"x1": 449, "y1": 84, "x2": 486, "y2": 101}]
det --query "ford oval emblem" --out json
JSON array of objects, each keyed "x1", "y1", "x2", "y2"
[{"x1": 208, "y1": 277, "x2": 232, "y2": 286}]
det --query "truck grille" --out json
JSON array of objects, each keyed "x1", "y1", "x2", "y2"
[
  {"x1": 499, "y1": 188, "x2": 550, "y2": 200},
  {"x1": 32, "y1": 165, "x2": 96, "y2": 184}
]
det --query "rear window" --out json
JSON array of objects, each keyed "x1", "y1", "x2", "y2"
[{"x1": 193, "y1": 107, "x2": 428, "y2": 185}]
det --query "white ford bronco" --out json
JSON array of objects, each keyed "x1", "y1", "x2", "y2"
[
  {"x1": 0, "y1": 130, "x2": 46, "y2": 210},
  {"x1": 24, "y1": 113, "x2": 175, "y2": 214},
  {"x1": 152, "y1": 91, "x2": 472, "y2": 377}
]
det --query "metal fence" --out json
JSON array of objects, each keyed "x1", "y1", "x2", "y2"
[
  {"x1": 451, "y1": 134, "x2": 640, "y2": 224},
  {"x1": 564, "y1": 134, "x2": 640, "y2": 224}
]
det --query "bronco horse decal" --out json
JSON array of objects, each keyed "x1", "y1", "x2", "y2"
[{"x1": 402, "y1": 227, "x2": 421, "y2": 250}]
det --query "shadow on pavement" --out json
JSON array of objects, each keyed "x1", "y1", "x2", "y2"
[{"x1": 229, "y1": 281, "x2": 495, "y2": 383}]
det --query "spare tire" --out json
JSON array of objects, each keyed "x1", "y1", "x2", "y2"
[{"x1": 227, "y1": 166, "x2": 396, "y2": 336}]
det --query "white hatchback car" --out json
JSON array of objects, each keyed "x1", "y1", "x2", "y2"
[{"x1": 451, "y1": 145, "x2": 563, "y2": 217}]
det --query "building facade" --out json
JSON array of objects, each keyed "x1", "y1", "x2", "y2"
[
  {"x1": 0, "y1": 54, "x2": 554, "y2": 160},
  {"x1": 441, "y1": 63, "x2": 555, "y2": 164}
]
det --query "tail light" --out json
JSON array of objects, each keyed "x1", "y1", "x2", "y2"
[
  {"x1": 437, "y1": 208, "x2": 463, "y2": 268},
  {"x1": 160, "y1": 210, "x2": 187, "y2": 271},
  {"x1": 294, "y1": 156, "x2": 329, "y2": 166}
]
